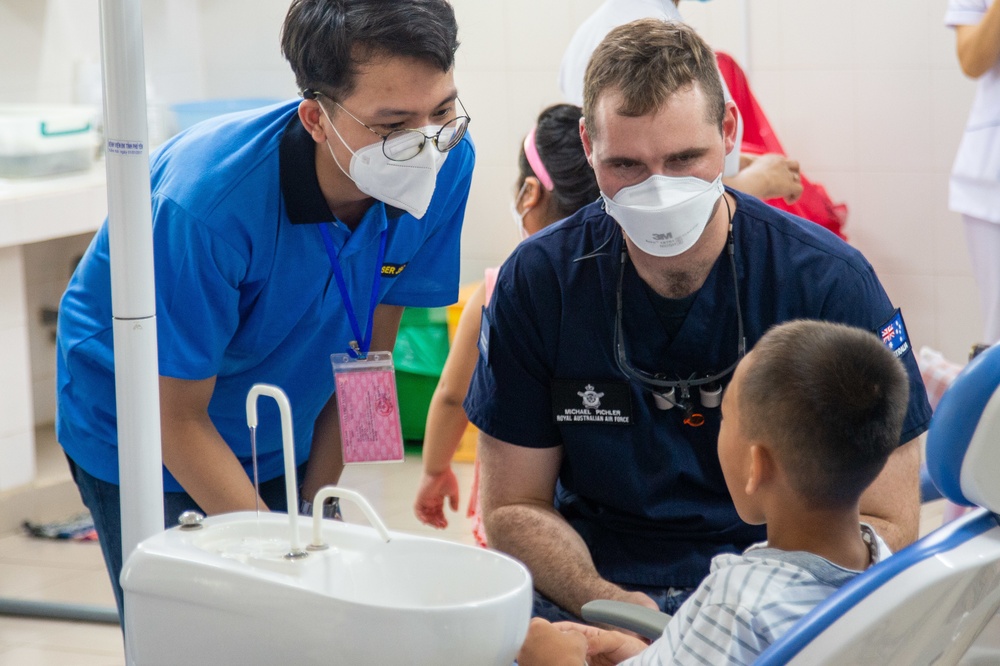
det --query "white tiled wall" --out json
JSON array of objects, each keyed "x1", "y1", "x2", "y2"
[
  {"x1": 0, "y1": 0, "x2": 985, "y2": 450},
  {"x1": 681, "y1": 0, "x2": 980, "y2": 362},
  {"x1": 448, "y1": 0, "x2": 605, "y2": 282}
]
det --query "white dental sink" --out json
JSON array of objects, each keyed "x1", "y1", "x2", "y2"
[
  {"x1": 122, "y1": 510, "x2": 533, "y2": 665},
  {"x1": 124, "y1": 386, "x2": 532, "y2": 664}
]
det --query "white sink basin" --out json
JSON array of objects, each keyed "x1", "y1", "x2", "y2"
[{"x1": 122, "y1": 511, "x2": 532, "y2": 665}]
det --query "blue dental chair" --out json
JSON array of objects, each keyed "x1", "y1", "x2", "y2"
[{"x1": 754, "y1": 342, "x2": 1000, "y2": 665}]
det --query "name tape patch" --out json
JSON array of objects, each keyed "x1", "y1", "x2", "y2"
[
  {"x1": 381, "y1": 263, "x2": 407, "y2": 277},
  {"x1": 551, "y1": 379, "x2": 632, "y2": 426}
]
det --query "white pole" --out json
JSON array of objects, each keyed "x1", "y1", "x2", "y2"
[{"x1": 98, "y1": 0, "x2": 163, "y2": 633}]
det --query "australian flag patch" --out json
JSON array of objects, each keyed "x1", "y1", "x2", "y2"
[{"x1": 877, "y1": 309, "x2": 910, "y2": 358}]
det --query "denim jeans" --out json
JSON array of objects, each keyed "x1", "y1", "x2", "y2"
[
  {"x1": 67, "y1": 455, "x2": 302, "y2": 625},
  {"x1": 531, "y1": 583, "x2": 694, "y2": 623}
]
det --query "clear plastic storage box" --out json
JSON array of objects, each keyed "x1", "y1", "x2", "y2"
[{"x1": 0, "y1": 105, "x2": 98, "y2": 178}]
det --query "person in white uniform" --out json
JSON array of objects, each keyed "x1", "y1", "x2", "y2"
[
  {"x1": 560, "y1": 0, "x2": 803, "y2": 205},
  {"x1": 560, "y1": 1, "x2": 684, "y2": 115},
  {"x1": 946, "y1": 0, "x2": 1000, "y2": 345}
]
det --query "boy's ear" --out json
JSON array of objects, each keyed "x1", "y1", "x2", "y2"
[{"x1": 746, "y1": 443, "x2": 774, "y2": 496}]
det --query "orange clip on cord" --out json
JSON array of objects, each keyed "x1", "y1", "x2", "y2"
[{"x1": 684, "y1": 412, "x2": 706, "y2": 427}]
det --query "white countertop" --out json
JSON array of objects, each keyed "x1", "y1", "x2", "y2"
[{"x1": 0, "y1": 162, "x2": 106, "y2": 248}]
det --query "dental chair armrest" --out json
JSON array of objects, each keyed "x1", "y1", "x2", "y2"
[{"x1": 580, "y1": 600, "x2": 672, "y2": 640}]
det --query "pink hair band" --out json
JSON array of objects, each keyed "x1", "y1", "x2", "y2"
[{"x1": 523, "y1": 126, "x2": 554, "y2": 192}]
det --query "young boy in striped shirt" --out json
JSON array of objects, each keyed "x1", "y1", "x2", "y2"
[{"x1": 518, "y1": 319, "x2": 910, "y2": 666}]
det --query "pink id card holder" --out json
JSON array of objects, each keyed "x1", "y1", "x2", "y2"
[{"x1": 332, "y1": 352, "x2": 404, "y2": 464}]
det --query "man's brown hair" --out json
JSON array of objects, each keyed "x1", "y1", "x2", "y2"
[
  {"x1": 582, "y1": 18, "x2": 725, "y2": 138},
  {"x1": 738, "y1": 320, "x2": 910, "y2": 509}
]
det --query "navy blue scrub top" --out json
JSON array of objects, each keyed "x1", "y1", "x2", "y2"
[{"x1": 465, "y1": 189, "x2": 932, "y2": 590}]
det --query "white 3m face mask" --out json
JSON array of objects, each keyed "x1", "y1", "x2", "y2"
[
  {"x1": 321, "y1": 105, "x2": 448, "y2": 219},
  {"x1": 509, "y1": 182, "x2": 531, "y2": 242},
  {"x1": 601, "y1": 174, "x2": 724, "y2": 257}
]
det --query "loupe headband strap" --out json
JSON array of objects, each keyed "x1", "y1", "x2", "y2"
[{"x1": 613, "y1": 226, "x2": 744, "y2": 394}]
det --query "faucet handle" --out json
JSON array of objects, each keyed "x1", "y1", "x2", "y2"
[
  {"x1": 299, "y1": 496, "x2": 342, "y2": 520},
  {"x1": 308, "y1": 486, "x2": 391, "y2": 550}
]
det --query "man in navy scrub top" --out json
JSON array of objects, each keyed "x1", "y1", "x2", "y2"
[{"x1": 464, "y1": 19, "x2": 931, "y2": 623}]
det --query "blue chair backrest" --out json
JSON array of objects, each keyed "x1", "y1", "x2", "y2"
[{"x1": 926, "y1": 343, "x2": 1000, "y2": 510}]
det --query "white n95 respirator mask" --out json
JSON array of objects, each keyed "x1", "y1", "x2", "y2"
[
  {"x1": 321, "y1": 105, "x2": 448, "y2": 220},
  {"x1": 509, "y1": 182, "x2": 532, "y2": 242},
  {"x1": 601, "y1": 174, "x2": 725, "y2": 257}
]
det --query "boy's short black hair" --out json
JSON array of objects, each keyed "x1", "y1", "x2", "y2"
[
  {"x1": 738, "y1": 320, "x2": 910, "y2": 508},
  {"x1": 281, "y1": 0, "x2": 459, "y2": 102}
]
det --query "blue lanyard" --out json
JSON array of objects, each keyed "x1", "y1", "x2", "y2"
[{"x1": 318, "y1": 223, "x2": 387, "y2": 359}]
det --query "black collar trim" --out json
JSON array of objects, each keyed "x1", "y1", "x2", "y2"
[
  {"x1": 278, "y1": 115, "x2": 404, "y2": 224},
  {"x1": 279, "y1": 114, "x2": 334, "y2": 225}
]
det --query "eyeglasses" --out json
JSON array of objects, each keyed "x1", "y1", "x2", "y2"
[
  {"x1": 613, "y1": 224, "x2": 746, "y2": 426},
  {"x1": 326, "y1": 95, "x2": 470, "y2": 162}
]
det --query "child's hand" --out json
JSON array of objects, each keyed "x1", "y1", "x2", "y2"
[
  {"x1": 413, "y1": 468, "x2": 460, "y2": 528},
  {"x1": 549, "y1": 622, "x2": 649, "y2": 666},
  {"x1": 517, "y1": 618, "x2": 588, "y2": 666}
]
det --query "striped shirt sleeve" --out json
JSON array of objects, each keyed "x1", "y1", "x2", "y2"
[{"x1": 618, "y1": 558, "x2": 842, "y2": 665}]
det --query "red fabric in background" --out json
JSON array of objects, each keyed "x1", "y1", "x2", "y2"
[{"x1": 716, "y1": 51, "x2": 848, "y2": 240}]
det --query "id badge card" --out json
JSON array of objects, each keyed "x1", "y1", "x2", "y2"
[{"x1": 331, "y1": 351, "x2": 404, "y2": 464}]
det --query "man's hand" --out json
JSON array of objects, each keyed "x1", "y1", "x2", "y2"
[
  {"x1": 729, "y1": 153, "x2": 803, "y2": 204},
  {"x1": 414, "y1": 467, "x2": 460, "y2": 528},
  {"x1": 586, "y1": 590, "x2": 659, "y2": 639},
  {"x1": 616, "y1": 590, "x2": 659, "y2": 612},
  {"x1": 550, "y1": 622, "x2": 650, "y2": 666}
]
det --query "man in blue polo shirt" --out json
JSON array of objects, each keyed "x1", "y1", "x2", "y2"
[
  {"x1": 464, "y1": 19, "x2": 931, "y2": 624},
  {"x1": 57, "y1": 0, "x2": 473, "y2": 618}
]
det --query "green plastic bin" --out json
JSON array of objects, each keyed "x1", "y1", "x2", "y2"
[{"x1": 393, "y1": 307, "x2": 450, "y2": 441}]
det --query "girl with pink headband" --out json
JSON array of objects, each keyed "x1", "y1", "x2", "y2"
[{"x1": 415, "y1": 104, "x2": 599, "y2": 545}]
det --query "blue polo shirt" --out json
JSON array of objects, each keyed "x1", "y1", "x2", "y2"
[
  {"x1": 58, "y1": 99, "x2": 475, "y2": 491},
  {"x1": 464, "y1": 189, "x2": 931, "y2": 589}
]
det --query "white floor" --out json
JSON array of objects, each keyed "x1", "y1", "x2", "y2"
[{"x1": 0, "y1": 429, "x2": 954, "y2": 665}]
